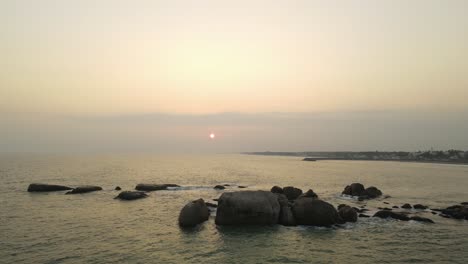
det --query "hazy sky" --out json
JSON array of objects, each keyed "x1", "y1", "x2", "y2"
[{"x1": 1, "y1": 0, "x2": 468, "y2": 152}]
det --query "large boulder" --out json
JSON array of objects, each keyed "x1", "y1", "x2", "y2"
[
  {"x1": 283, "y1": 186, "x2": 303, "y2": 200},
  {"x1": 135, "y1": 183, "x2": 180, "y2": 191},
  {"x1": 215, "y1": 191, "x2": 280, "y2": 225},
  {"x1": 115, "y1": 191, "x2": 148, "y2": 200},
  {"x1": 66, "y1": 185, "x2": 102, "y2": 194},
  {"x1": 292, "y1": 198, "x2": 341, "y2": 226},
  {"x1": 27, "y1": 183, "x2": 72, "y2": 192},
  {"x1": 364, "y1": 186, "x2": 382, "y2": 198},
  {"x1": 338, "y1": 206, "x2": 358, "y2": 223},
  {"x1": 178, "y1": 198, "x2": 210, "y2": 227},
  {"x1": 373, "y1": 211, "x2": 409, "y2": 221}
]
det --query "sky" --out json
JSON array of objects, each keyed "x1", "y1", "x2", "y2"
[{"x1": 1, "y1": 0, "x2": 468, "y2": 153}]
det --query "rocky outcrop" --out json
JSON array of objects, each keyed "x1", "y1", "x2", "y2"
[
  {"x1": 283, "y1": 186, "x2": 303, "y2": 200},
  {"x1": 338, "y1": 206, "x2": 358, "y2": 223},
  {"x1": 441, "y1": 204, "x2": 468, "y2": 219},
  {"x1": 178, "y1": 199, "x2": 210, "y2": 227},
  {"x1": 135, "y1": 184, "x2": 180, "y2": 191},
  {"x1": 66, "y1": 186, "x2": 102, "y2": 194},
  {"x1": 292, "y1": 198, "x2": 340, "y2": 226},
  {"x1": 115, "y1": 191, "x2": 148, "y2": 200},
  {"x1": 27, "y1": 183, "x2": 72, "y2": 192},
  {"x1": 342, "y1": 183, "x2": 382, "y2": 199},
  {"x1": 215, "y1": 191, "x2": 280, "y2": 225},
  {"x1": 373, "y1": 211, "x2": 409, "y2": 221}
]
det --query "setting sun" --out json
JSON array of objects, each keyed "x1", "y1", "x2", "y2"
[{"x1": 210, "y1": 133, "x2": 215, "y2": 139}]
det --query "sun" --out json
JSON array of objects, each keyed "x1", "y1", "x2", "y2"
[{"x1": 209, "y1": 133, "x2": 215, "y2": 139}]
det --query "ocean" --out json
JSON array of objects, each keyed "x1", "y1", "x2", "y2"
[{"x1": 1, "y1": 154, "x2": 468, "y2": 263}]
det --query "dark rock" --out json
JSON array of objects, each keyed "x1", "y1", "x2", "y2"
[
  {"x1": 270, "y1": 186, "x2": 283, "y2": 194},
  {"x1": 215, "y1": 191, "x2": 280, "y2": 225},
  {"x1": 115, "y1": 191, "x2": 148, "y2": 200},
  {"x1": 292, "y1": 198, "x2": 340, "y2": 226},
  {"x1": 383, "y1": 202, "x2": 389, "y2": 204},
  {"x1": 402, "y1": 203, "x2": 412, "y2": 209},
  {"x1": 27, "y1": 183, "x2": 72, "y2": 192},
  {"x1": 303, "y1": 158, "x2": 317, "y2": 161},
  {"x1": 115, "y1": 186, "x2": 121, "y2": 191},
  {"x1": 65, "y1": 185, "x2": 102, "y2": 194},
  {"x1": 276, "y1": 194, "x2": 296, "y2": 226},
  {"x1": 238, "y1": 186, "x2": 247, "y2": 188},
  {"x1": 359, "y1": 214, "x2": 370, "y2": 218},
  {"x1": 392, "y1": 206, "x2": 399, "y2": 209},
  {"x1": 337, "y1": 204, "x2": 348, "y2": 210},
  {"x1": 283, "y1": 186, "x2": 303, "y2": 200},
  {"x1": 135, "y1": 184, "x2": 180, "y2": 191},
  {"x1": 214, "y1": 185, "x2": 225, "y2": 190},
  {"x1": 439, "y1": 214, "x2": 451, "y2": 218},
  {"x1": 410, "y1": 216, "x2": 434, "y2": 223},
  {"x1": 338, "y1": 206, "x2": 358, "y2": 223},
  {"x1": 364, "y1": 186, "x2": 382, "y2": 198},
  {"x1": 431, "y1": 211, "x2": 437, "y2": 215},
  {"x1": 441, "y1": 204, "x2": 468, "y2": 220},
  {"x1": 342, "y1": 183, "x2": 365, "y2": 196},
  {"x1": 461, "y1": 202, "x2": 468, "y2": 205},
  {"x1": 373, "y1": 211, "x2": 410, "y2": 221},
  {"x1": 300, "y1": 189, "x2": 318, "y2": 198},
  {"x1": 205, "y1": 202, "x2": 217, "y2": 208},
  {"x1": 178, "y1": 198, "x2": 210, "y2": 227},
  {"x1": 413, "y1": 204, "x2": 428, "y2": 210},
  {"x1": 223, "y1": 184, "x2": 230, "y2": 186}
]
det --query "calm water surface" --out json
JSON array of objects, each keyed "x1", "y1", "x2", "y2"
[{"x1": 1, "y1": 154, "x2": 468, "y2": 263}]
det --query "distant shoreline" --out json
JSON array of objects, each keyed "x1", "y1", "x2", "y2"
[{"x1": 243, "y1": 152, "x2": 468, "y2": 166}]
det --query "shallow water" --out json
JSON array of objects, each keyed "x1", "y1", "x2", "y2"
[{"x1": 1, "y1": 154, "x2": 467, "y2": 263}]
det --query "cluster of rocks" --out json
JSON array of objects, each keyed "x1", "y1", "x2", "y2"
[
  {"x1": 342, "y1": 183, "x2": 382, "y2": 200},
  {"x1": 179, "y1": 187, "x2": 353, "y2": 228}
]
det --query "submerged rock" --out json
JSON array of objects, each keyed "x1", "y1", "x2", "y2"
[
  {"x1": 238, "y1": 186, "x2": 247, "y2": 189},
  {"x1": 373, "y1": 211, "x2": 410, "y2": 221},
  {"x1": 364, "y1": 186, "x2": 382, "y2": 198},
  {"x1": 215, "y1": 191, "x2": 280, "y2": 225},
  {"x1": 178, "y1": 198, "x2": 210, "y2": 227},
  {"x1": 303, "y1": 158, "x2": 317, "y2": 161},
  {"x1": 410, "y1": 216, "x2": 434, "y2": 223},
  {"x1": 359, "y1": 214, "x2": 371, "y2": 218},
  {"x1": 214, "y1": 185, "x2": 225, "y2": 190},
  {"x1": 115, "y1": 191, "x2": 148, "y2": 200},
  {"x1": 115, "y1": 186, "x2": 122, "y2": 191},
  {"x1": 66, "y1": 185, "x2": 102, "y2": 194},
  {"x1": 292, "y1": 198, "x2": 340, "y2": 226},
  {"x1": 283, "y1": 186, "x2": 303, "y2": 200},
  {"x1": 338, "y1": 206, "x2": 358, "y2": 223},
  {"x1": 135, "y1": 184, "x2": 180, "y2": 191},
  {"x1": 27, "y1": 183, "x2": 72, "y2": 192}
]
